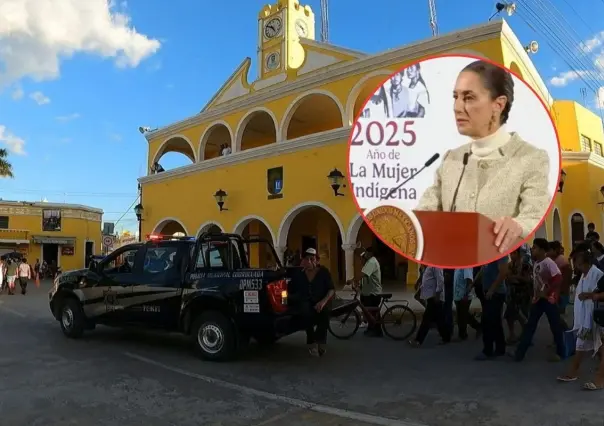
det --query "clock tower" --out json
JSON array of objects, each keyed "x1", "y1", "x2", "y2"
[{"x1": 257, "y1": 0, "x2": 316, "y2": 79}]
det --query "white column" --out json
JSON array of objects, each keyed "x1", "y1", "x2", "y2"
[
  {"x1": 341, "y1": 243, "x2": 357, "y2": 282},
  {"x1": 275, "y1": 245, "x2": 287, "y2": 264}
]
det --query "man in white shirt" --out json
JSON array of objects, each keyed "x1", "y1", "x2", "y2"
[
  {"x1": 409, "y1": 266, "x2": 451, "y2": 347},
  {"x1": 18, "y1": 258, "x2": 32, "y2": 295},
  {"x1": 348, "y1": 247, "x2": 383, "y2": 337}
]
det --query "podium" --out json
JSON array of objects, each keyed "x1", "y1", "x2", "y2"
[{"x1": 413, "y1": 211, "x2": 523, "y2": 267}]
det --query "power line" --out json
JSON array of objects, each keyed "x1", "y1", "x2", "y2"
[{"x1": 113, "y1": 196, "x2": 140, "y2": 229}]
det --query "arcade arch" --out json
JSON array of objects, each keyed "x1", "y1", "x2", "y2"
[
  {"x1": 281, "y1": 90, "x2": 345, "y2": 141},
  {"x1": 553, "y1": 208, "x2": 562, "y2": 242},
  {"x1": 346, "y1": 70, "x2": 393, "y2": 124},
  {"x1": 151, "y1": 135, "x2": 196, "y2": 172},
  {"x1": 199, "y1": 121, "x2": 233, "y2": 160},
  {"x1": 152, "y1": 218, "x2": 189, "y2": 236},
  {"x1": 235, "y1": 108, "x2": 278, "y2": 152},
  {"x1": 233, "y1": 215, "x2": 276, "y2": 269}
]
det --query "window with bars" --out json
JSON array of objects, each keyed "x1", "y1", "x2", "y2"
[
  {"x1": 0, "y1": 216, "x2": 8, "y2": 229},
  {"x1": 594, "y1": 142, "x2": 603, "y2": 156},
  {"x1": 581, "y1": 135, "x2": 592, "y2": 152}
]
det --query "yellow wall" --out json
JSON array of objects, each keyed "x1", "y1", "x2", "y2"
[{"x1": 1, "y1": 212, "x2": 101, "y2": 271}]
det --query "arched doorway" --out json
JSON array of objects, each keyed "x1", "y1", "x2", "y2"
[
  {"x1": 534, "y1": 222, "x2": 547, "y2": 239},
  {"x1": 236, "y1": 108, "x2": 277, "y2": 152},
  {"x1": 571, "y1": 213, "x2": 586, "y2": 247},
  {"x1": 152, "y1": 218, "x2": 189, "y2": 236},
  {"x1": 553, "y1": 209, "x2": 562, "y2": 242},
  {"x1": 200, "y1": 122, "x2": 233, "y2": 160},
  {"x1": 151, "y1": 135, "x2": 196, "y2": 173},
  {"x1": 233, "y1": 216, "x2": 276, "y2": 268},
  {"x1": 196, "y1": 222, "x2": 224, "y2": 238},
  {"x1": 278, "y1": 203, "x2": 345, "y2": 284},
  {"x1": 282, "y1": 91, "x2": 344, "y2": 140}
]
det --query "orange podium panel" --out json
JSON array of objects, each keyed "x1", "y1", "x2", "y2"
[{"x1": 413, "y1": 211, "x2": 523, "y2": 267}]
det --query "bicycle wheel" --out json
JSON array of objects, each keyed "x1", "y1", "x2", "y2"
[
  {"x1": 328, "y1": 308, "x2": 361, "y2": 340},
  {"x1": 381, "y1": 304, "x2": 416, "y2": 340}
]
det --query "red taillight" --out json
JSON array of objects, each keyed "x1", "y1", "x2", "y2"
[{"x1": 267, "y1": 279, "x2": 288, "y2": 313}]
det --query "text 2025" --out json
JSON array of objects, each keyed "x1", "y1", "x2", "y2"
[{"x1": 350, "y1": 120, "x2": 416, "y2": 147}]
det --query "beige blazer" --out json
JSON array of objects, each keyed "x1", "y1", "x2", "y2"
[{"x1": 416, "y1": 133, "x2": 550, "y2": 238}]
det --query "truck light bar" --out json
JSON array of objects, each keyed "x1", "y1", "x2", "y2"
[{"x1": 146, "y1": 234, "x2": 195, "y2": 241}]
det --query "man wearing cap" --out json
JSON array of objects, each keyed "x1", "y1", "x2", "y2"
[{"x1": 348, "y1": 247, "x2": 383, "y2": 337}]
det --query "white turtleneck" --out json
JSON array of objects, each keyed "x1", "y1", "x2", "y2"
[{"x1": 470, "y1": 125, "x2": 512, "y2": 159}]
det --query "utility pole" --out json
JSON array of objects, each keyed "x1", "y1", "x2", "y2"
[
  {"x1": 320, "y1": 0, "x2": 329, "y2": 42},
  {"x1": 428, "y1": 0, "x2": 438, "y2": 36}
]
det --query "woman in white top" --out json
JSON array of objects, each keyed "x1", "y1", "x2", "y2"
[{"x1": 401, "y1": 63, "x2": 429, "y2": 118}]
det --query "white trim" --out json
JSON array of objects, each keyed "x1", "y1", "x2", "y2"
[
  {"x1": 276, "y1": 201, "x2": 345, "y2": 249},
  {"x1": 345, "y1": 69, "x2": 394, "y2": 125},
  {"x1": 279, "y1": 89, "x2": 346, "y2": 141},
  {"x1": 140, "y1": 127, "x2": 349, "y2": 185},
  {"x1": 234, "y1": 107, "x2": 280, "y2": 152},
  {"x1": 198, "y1": 120, "x2": 234, "y2": 161},
  {"x1": 552, "y1": 207, "x2": 563, "y2": 242},
  {"x1": 534, "y1": 221, "x2": 548, "y2": 240},
  {"x1": 0, "y1": 201, "x2": 103, "y2": 214},
  {"x1": 195, "y1": 221, "x2": 225, "y2": 237},
  {"x1": 345, "y1": 213, "x2": 364, "y2": 245},
  {"x1": 152, "y1": 217, "x2": 190, "y2": 236},
  {"x1": 144, "y1": 20, "x2": 506, "y2": 142},
  {"x1": 232, "y1": 215, "x2": 276, "y2": 246},
  {"x1": 151, "y1": 134, "x2": 197, "y2": 166},
  {"x1": 568, "y1": 209, "x2": 587, "y2": 248}
]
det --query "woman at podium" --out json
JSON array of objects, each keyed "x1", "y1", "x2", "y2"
[{"x1": 417, "y1": 60, "x2": 550, "y2": 255}]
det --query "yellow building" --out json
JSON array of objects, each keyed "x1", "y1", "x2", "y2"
[
  {"x1": 139, "y1": 0, "x2": 603, "y2": 288},
  {"x1": 0, "y1": 201, "x2": 103, "y2": 271}
]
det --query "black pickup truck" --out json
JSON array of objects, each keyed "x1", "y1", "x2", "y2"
[{"x1": 49, "y1": 232, "x2": 304, "y2": 361}]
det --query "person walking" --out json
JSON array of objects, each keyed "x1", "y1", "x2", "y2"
[
  {"x1": 5, "y1": 259, "x2": 18, "y2": 296},
  {"x1": 453, "y1": 268, "x2": 481, "y2": 341},
  {"x1": 504, "y1": 247, "x2": 533, "y2": 344},
  {"x1": 557, "y1": 249, "x2": 604, "y2": 390},
  {"x1": 409, "y1": 266, "x2": 451, "y2": 347},
  {"x1": 0, "y1": 259, "x2": 5, "y2": 293},
  {"x1": 18, "y1": 258, "x2": 32, "y2": 295},
  {"x1": 510, "y1": 238, "x2": 565, "y2": 362},
  {"x1": 475, "y1": 256, "x2": 509, "y2": 360}
]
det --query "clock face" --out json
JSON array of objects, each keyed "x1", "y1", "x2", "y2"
[
  {"x1": 266, "y1": 52, "x2": 281, "y2": 71},
  {"x1": 295, "y1": 19, "x2": 308, "y2": 37},
  {"x1": 264, "y1": 17, "x2": 282, "y2": 39}
]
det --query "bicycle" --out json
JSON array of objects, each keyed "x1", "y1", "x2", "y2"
[{"x1": 328, "y1": 287, "x2": 417, "y2": 340}]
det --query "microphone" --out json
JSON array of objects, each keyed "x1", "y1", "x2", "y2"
[
  {"x1": 382, "y1": 153, "x2": 440, "y2": 200},
  {"x1": 450, "y1": 152, "x2": 470, "y2": 212}
]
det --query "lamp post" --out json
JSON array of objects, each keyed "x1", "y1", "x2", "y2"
[
  {"x1": 134, "y1": 203, "x2": 144, "y2": 241},
  {"x1": 558, "y1": 169, "x2": 566, "y2": 193},
  {"x1": 214, "y1": 189, "x2": 228, "y2": 211},
  {"x1": 327, "y1": 168, "x2": 345, "y2": 196}
]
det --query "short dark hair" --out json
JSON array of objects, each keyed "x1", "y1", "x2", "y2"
[
  {"x1": 588, "y1": 222, "x2": 596, "y2": 229},
  {"x1": 592, "y1": 241, "x2": 604, "y2": 253},
  {"x1": 549, "y1": 241, "x2": 562, "y2": 252},
  {"x1": 532, "y1": 238, "x2": 550, "y2": 251},
  {"x1": 461, "y1": 60, "x2": 515, "y2": 124},
  {"x1": 572, "y1": 250, "x2": 593, "y2": 265},
  {"x1": 571, "y1": 241, "x2": 591, "y2": 257}
]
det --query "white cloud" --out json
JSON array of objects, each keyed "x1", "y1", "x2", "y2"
[
  {"x1": 597, "y1": 87, "x2": 604, "y2": 109},
  {"x1": 55, "y1": 113, "x2": 80, "y2": 122},
  {"x1": 29, "y1": 91, "x2": 50, "y2": 105},
  {"x1": 0, "y1": 0, "x2": 161, "y2": 87},
  {"x1": 549, "y1": 71, "x2": 587, "y2": 87},
  {"x1": 11, "y1": 86, "x2": 23, "y2": 100},
  {"x1": 0, "y1": 125, "x2": 26, "y2": 155},
  {"x1": 581, "y1": 31, "x2": 604, "y2": 53}
]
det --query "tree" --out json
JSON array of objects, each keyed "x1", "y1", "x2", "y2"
[{"x1": 0, "y1": 148, "x2": 13, "y2": 178}]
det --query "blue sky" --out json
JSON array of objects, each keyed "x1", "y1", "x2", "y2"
[{"x1": 1, "y1": 0, "x2": 603, "y2": 234}]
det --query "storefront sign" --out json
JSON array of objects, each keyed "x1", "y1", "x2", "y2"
[
  {"x1": 61, "y1": 246, "x2": 74, "y2": 256},
  {"x1": 267, "y1": 167, "x2": 284, "y2": 200},
  {"x1": 32, "y1": 236, "x2": 76, "y2": 245}
]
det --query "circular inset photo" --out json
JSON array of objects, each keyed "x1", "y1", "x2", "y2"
[{"x1": 347, "y1": 54, "x2": 561, "y2": 268}]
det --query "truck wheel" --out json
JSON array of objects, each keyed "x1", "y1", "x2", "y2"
[
  {"x1": 59, "y1": 298, "x2": 86, "y2": 338},
  {"x1": 192, "y1": 311, "x2": 237, "y2": 361}
]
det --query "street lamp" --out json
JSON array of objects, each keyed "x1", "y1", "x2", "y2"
[
  {"x1": 134, "y1": 203, "x2": 143, "y2": 241},
  {"x1": 558, "y1": 169, "x2": 566, "y2": 193},
  {"x1": 327, "y1": 168, "x2": 346, "y2": 197},
  {"x1": 214, "y1": 189, "x2": 228, "y2": 211}
]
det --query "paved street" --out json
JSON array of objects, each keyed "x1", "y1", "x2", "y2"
[{"x1": 0, "y1": 282, "x2": 600, "y2": 426}]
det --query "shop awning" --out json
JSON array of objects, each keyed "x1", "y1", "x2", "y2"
[
  {"x1": 0, "y1": 239, "x2": 29, "y2": 244},
  {"x1": 32, "y1": 236, "x2": 76, "y2": 245}
]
